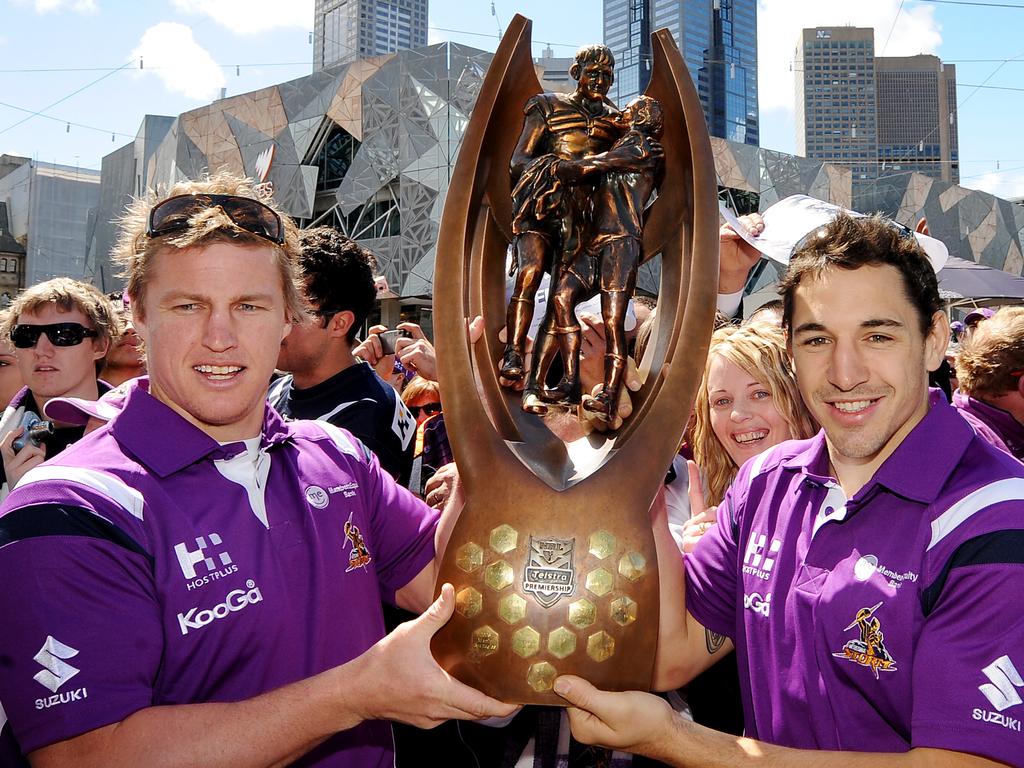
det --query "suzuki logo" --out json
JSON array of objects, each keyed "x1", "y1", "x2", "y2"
[
  {"x1": 174, "y1": 533, "x2": 233, "y2": 580},
  {"x1": 33, "y1": 636, "x2": 80, "y2": 693},
  {"x1": 980, "y1": 655, "x2": 1024, "y2": 712}
]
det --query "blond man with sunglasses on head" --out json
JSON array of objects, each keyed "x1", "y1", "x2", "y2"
[
  {"x1": 0, "y1": 173, "x2": 514, "y2": 768},
  {"x1": 0, "y1": 278, "x2": 119, "y2": 496}
]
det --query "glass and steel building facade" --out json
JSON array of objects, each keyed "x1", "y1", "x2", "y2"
[
  {"x1": 82, "y1": 43, "x2": 1023, "y2": 299},
  {"x1": 314, "y1": 0, "x2": 428, "y2": 70},
  {"x1": 604, "y1": 0, "x2": 758, "y2": 145}
]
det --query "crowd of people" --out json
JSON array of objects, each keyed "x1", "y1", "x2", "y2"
[
  {"x1": 0, "y1": 52, "x2": 1022, "y2": 768},
  {"x1": 0, "y1": 168, "x2": 1019, "y2": 768}
]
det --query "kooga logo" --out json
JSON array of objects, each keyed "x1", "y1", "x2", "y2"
[{"x1": 178, "y1": 581, "x2": 263, "y2": 636}]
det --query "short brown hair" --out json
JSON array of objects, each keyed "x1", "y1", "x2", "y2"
[
  {"x1": 1, "y1": 278, "x2": 121, "y2": 350},
  {"x1": 956, "y1": 306, "x2": 1024, "y2": 400},
  {"x1": 112, "y1": 171, "x2": 306, "y2": 323},
  {"x1": 779, "y1": 214, "x2": 940, "y2": 337}
]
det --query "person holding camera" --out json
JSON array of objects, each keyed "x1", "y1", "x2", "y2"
[
  {"x1": 0, "y1": 278, "x2": 119, "y2": 496},
  {"x1": 269, "y1": 226, "x2": 415, "y2": 486}
]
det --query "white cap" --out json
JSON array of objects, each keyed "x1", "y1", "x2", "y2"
[{"x1": 720, "y1": 194, "x2": 949, "y2": 273}]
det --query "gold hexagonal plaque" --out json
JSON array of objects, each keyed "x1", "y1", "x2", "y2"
[
  {"x1": 489, "y1": 524, "x2": 519, "y2": 554},
  {"x1": 610, "y1": 596, "x2": 638, "y2": 626},
  {"x1": 527, "y1": 661, "x2": 558, "y2": 692},
  {"x1": 587, "y1": 630, "x2": 615, "y2": 662},
  {"x1": 456, "y1": 587, "x2": 482, "y2": 618},
  {"x1": 618, "y1": 551, "x2": 647, "y2": 582},
  {"x1": 585, "y1": 567, "x2": 614, "y2": 597},
  {"x1": 470, "y1": 625, "x2": 499, "y2": 658},
  {"x1": 588, "y1": 530, "x2": 616, "y2": 560},
  {"x1": 484, "y1": 560, "x2": 514, "y2": 591},
  {"x1": 512, "y1": 626, "x2": 541, "y2": 658},
  {"x1": 499, "y1": 593, "x2": 527, "y2": 624},
  {"x1": 547, "y1": 626, "x2": 577, "y2": 659},
  {"x1": 455, "y1": 542, "x2": 484, "y2": 573},
  {"x1": 567, "y1": 598, "x2": 597, "y2": 629}
]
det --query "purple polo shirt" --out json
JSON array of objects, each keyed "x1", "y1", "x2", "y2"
[
  {"x1": 953, "y1": 390, "x2": 1024, "y2": 461},
  {"x1": 0, "y1": 382, "x2": 438, "y2": 765},
  {"x1": 686, "y1": 401, "x2": 1024, "y2": 765}
]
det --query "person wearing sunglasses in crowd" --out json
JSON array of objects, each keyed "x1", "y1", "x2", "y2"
[
  {"x1": 0, "y1": 173, "x2": 515, "y2": 768},
  {"x1": 268, "y1": 226, "x2": 416, "y2": 487},
  {"x1": 0, "y1": 277, "x2": 120, "y2": 497}
]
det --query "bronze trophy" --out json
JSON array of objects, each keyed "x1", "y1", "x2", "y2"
[{"x1": 431, "y1": 14, "x2": 719, "y2": 705}]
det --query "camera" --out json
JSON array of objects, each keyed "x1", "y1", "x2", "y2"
[
  {"x1": 378, "y1": 329, "x2": 412, "y2": 356},
  {"x1": 12, "y1": 411, "x2": 54, "y2": 453}
]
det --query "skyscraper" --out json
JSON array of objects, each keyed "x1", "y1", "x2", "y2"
[
  {"x1": 796, "y1": 27, "x2": 877, "y2": 180},
  {"x1": 796, "y1": 28, "x2": 959, "y2": 183},
  {"x1": 876, "y1": 56, "x2": 959, "y2": 184},
  {"x1": 314, "y1": 0, "x2": 428, "y2": 71},
  {"x1": 603, "y1": 0, "x2": 759, "y2": 145}
]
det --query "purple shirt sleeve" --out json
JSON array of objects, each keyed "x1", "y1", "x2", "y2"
[
  {"x1": 911, "y1": 563, "x2": 1024, "y2": 765},
  {"x1": 360, "y1": 447, "x2": 440, "y2": 605},
  {"x1": 684, "y1": 482, "x2": 743, "y2": 639},
  {"x1": 0, "y1": 533, "x2": 162, "y2": 754}
]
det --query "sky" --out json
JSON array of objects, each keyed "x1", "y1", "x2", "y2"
[{"x1": 1, "y1": 0, "x2": 1023, "y2": 198}]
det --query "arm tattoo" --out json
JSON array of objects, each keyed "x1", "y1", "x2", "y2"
[{"x1": 705, "y1": 629, "x2": 726, "y2": 655}]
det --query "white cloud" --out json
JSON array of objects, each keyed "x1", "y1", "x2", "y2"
[
  {"x1": 172, "y1": 0, "x2": 313, "y2": 35},
  {"x1": 13, "y1": 0, "x2": 96, "y2": 11},
  {"x1": 757, "y1": 0, "x2": 943, "y2": 113},
  {"x1": 964, "y1": 168, "x2": 1024, "y2": 200},
  {"x1": 129, "y1": 23, "x2": 226, "y2": 101}
]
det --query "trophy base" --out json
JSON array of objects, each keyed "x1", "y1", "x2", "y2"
[{"x1": 431, "y1": 506, "x2": 660, "y2": 705}]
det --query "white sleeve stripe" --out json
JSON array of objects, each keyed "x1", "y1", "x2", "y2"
[
  {"x1": 17, "y1": 465, "x2": 146, "y2": 521},
  {"x1": 316, "y1": 422, "x2": 370, "y2": 463},
  {"x1": 749, "y1": 449, "x2": 773, "y2": 478},
  {"x1": 928, "y1": 478, "x2": 1024, "y2": 551}
]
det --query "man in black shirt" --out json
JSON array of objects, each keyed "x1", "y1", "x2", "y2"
[
  {"x1": 0, "y1": 278, "x2": 118, "y2": 497},
  {"x1": 269, "y1": 227, "x2": 415, "y2": 485}
]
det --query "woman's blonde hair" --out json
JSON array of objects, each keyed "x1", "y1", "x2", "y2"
[
  {"x1": 692, "y1": 320, "x2": 816, "y2": 506},
  {"x1": 112, "y1": 171, "x2": 307, "y2": 324}
]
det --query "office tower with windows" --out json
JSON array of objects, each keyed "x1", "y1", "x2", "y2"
[
  {"x1": 797, "y1": 28, "x2": 958, "y2": 183},
  {"x1": 876, "y1": 56, "x2": 959, "y2": 184},
  {"x1": 796, "y1": 27, "x2": 878, "y2": 180},
  {"x1": 314, "y1": 0, "x2": 428, "y2": 70},
  {"x1": 603, "y1": 0, "x2": 758, "y2": 145}
]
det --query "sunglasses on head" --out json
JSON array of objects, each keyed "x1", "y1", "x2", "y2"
[
  {"x1": 408, "y1": 402, "x2": 442, "y2": 418},
  {"x1": 146, "y1": 193, "x2": 285, "y2": 245},
  {"x1": 11, "y1": 323, "x2": 99, "y2": 349}
]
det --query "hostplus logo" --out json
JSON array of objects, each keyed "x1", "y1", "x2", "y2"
[
  {"x1": 974, "y1": 655, "x2": 1024, "y2": 732},
  {"x1": 174, "y1": 532, "x2": 238, "y2": 591},
  {"x1": 742, "y1": 530, "x2": 782, "y2": 581},
  {"x1": 33, "y1": 636, "x2": 88, "y2": 710}
]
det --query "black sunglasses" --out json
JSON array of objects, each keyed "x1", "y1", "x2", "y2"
[
  {"x1": 11, "y1": 323, "x2": 99, "y2": 349},
  {"x1": 408, "y1": 402, "x2": 442, "y2": 418},
  {"x1": 146, "y1": 193, "x2": 285, "y2": 245}
]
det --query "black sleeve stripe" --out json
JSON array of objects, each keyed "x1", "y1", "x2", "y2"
[
  {"x1": 920, "y1": 529, "x2": 1024, "y2": 617},
  {"x1": 0, "y1": 504, "x2": 153, "y2": 568}
]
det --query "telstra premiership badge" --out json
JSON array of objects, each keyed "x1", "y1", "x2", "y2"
[{"x1": 522, "y1": 537, "x2": 576, "y2": 608}]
